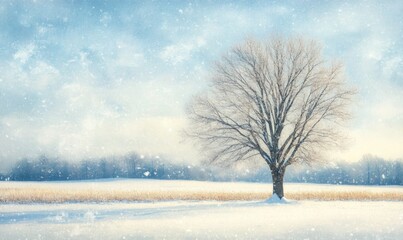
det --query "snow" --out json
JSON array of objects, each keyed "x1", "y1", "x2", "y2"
[
  {"x1": 1, "y1": 200, "x2": 402, "y2": 239},
  {"x1": 0, "y1": 179, "x2": 402, "y2": 239},
  {"x1": 265, "y1": 194, "x2": 292, "y2": 204}
]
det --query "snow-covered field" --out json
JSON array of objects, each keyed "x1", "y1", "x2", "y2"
[{"x1": 1, "y1": 179, "x2": 402, "y2": 239}]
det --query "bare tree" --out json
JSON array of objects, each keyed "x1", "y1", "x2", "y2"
[{"x1": 187, "y1": 36, "x2": 355, "y2": 199}]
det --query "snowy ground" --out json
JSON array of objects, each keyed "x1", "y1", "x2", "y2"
[{"x1": 1, "y1": 179, "x2": 402, "y2": 239}]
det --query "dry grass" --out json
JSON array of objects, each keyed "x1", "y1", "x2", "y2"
[
  {"x1": 1, "y1": 187, "x2": 402, "y2": 203},
  {"x1": 0, "y1": 188, "x2": 266, "y2": 203},
  {"x1": 286, "y1": 191, "x2": 403, "y2": 201}
]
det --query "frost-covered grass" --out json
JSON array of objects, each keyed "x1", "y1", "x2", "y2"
[{"x1": 1, "y1": 179, "x2": 402, "y2": 203}]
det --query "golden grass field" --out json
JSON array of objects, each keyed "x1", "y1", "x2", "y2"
[
  {"x1": 1, "y1": 188, "x2": 403, "y2": 203},
  {"x1": 1, "y1": 180, "x2": 402, "y2": 203}
]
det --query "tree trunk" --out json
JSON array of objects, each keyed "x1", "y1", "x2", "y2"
[{"x1": 271, "y1": 168, "x2": 285, "y2": 199}]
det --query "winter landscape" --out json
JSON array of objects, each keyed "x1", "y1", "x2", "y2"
[{"x1": 1, "y1": 1, "x2": 403, "y2": 240}]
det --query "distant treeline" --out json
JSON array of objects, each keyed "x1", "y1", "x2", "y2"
[
  {"x1": 284, "y1": 156, "x2": 403, "y2": 185},
  {"x1": 1, "y1": 154, "x2": 402, "y2": 185},
  {"x1": 1, "y1": 154, "x2": 212, "y2": 181}
]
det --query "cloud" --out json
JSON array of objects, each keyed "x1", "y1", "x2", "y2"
[
  {"x1": 160, "y1": 37, "x2": 206, "y2": 65},
  {"x1": 13, "y1": 44, "x2": 36, "y2": 64},
  {"x1": 337, "y1": 120, "x2": 403, "y2": 161},
  {"x1": 29, "y1": 61, "x2": 60, "y2": 90},
  {"x1": 114, "y1": 39, "x2": 144, "y2": 68}
]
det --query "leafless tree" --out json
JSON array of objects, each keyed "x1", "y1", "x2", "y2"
[{"x1": 187, "y1": 36, "x2": 355, "y2": 199}]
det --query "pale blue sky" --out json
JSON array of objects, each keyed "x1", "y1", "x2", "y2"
[{"x1": 0, "y1": 0, "x2": 402, "y2": 170}]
